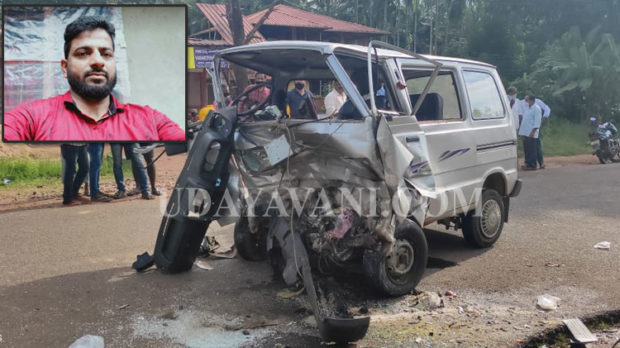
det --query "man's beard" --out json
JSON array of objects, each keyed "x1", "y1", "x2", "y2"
[{"x1": 67, "y1": 68, "x2": 117, "y2": 101}]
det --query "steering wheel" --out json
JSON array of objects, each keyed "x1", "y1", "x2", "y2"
[{"x1": 231, "y1": 82, "x2": 272, "y2": 116}]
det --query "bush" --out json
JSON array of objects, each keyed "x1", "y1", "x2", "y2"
[
  {"x1": 517, "y1": 118, "x2": 592, "y2": 157},
  {"x1": 0, "y1": 154, "x2": 131, "y2": 182}
]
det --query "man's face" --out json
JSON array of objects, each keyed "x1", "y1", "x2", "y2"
[
  {"x1": 61, "y1": 28, "x2": 116, "y2": 100},
  {"x1": 255, "y1": 74, "x2": 266, "y2": 83},
  {"x1": 526, "y1": 97, "x2": 535, "y2": 106},
  {"x1": 334, "y1": 82, "x2": 344, "y2": 94}
]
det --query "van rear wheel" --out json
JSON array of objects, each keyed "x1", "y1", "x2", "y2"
[
  {"x1": 462, "y1": 189, "x2": 504, "y2": 248},
  {"x1": 363, "y1": 219, "x2": 428, "y2": 296}
]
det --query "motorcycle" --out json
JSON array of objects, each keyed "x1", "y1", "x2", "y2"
[{"x1": 589, "y1": 118, "x2": 620, "y2": 164}]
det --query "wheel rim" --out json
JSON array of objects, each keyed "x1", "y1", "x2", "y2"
[
  {"x1": 386, "y1": 240, "x2": 415, "y2": 281},
  {"x1": 480, "y1": 199, "x2": 502, "y2": 239}
]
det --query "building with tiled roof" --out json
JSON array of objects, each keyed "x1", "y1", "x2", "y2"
[
  {"x1": 246, "y1": 4, "x2": 388, "y2": 44},
  {"x1": 187, "y1": 3, "x2": 390, "y2": 110}
]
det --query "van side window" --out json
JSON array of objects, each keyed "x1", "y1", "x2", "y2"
[
  {"x1": 462, "y1": 71, "x2": 506, "y2": 120},
  {"x1": 403, "y1": 70, "x2": 462, "y2": 121}
]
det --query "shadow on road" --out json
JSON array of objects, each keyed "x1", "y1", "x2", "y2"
[{"x1": 423, "y1": 227, "x2": 490, "y2": 276}]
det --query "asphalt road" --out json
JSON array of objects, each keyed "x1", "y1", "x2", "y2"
[{"x1": 0, "y1": 161, "x2": 618, "y2": 347}]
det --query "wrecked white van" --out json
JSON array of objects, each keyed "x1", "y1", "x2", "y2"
[{"x1": 153, "y1": 41, "x2": 521, "y2": 342}]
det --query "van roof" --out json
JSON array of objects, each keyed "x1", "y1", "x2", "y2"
[{"x1": 218, "y1": 40, "x2": 496, "y2": 69}]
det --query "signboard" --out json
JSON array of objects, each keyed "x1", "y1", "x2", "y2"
[{"x1": 189, "y1": 47, "x2": 228, "y2": 69}]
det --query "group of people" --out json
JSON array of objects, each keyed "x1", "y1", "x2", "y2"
[
  {"x1": 61, "y1": 143, "x2": 160, "y2": 206},
  {"x1": 506, "y1": 87, "x2": 551, "y2": 171}
]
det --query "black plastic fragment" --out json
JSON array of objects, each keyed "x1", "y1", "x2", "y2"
[{"x1": 132, "y1": 252, "x2": 155, "y2": 272}]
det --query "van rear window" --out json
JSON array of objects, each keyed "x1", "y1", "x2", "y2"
[{"x1": 463, "y1": 71, "x2": 506, "y2": 120}]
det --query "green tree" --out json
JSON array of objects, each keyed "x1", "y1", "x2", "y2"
[{"x1": 515, "y1": 26, "x2": 620, "y2": 123}]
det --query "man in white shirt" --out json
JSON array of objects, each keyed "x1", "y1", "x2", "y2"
[
  {"x1": 518, "y1": 95, "x2": 542, "y2": 170},
  {"x1": 324, "y1": 80, "x2": 347, "y2": 117},
  {"x1": 533, "y1": 96, "x2": 551, "y2": 169},
  {"x1": 506, "y1": 87, "x2": 523, "y2": 131}
]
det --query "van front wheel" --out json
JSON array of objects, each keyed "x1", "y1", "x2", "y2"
[
  {"x1": 363, "y1": 219, "x2": 428, "y2": 296},
  {"x1": 462, "y1": 189, "x2": 504, "y2": 248}
]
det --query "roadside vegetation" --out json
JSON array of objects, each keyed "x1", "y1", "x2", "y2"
[
  {"x1": 517, "y1": 118, "x2": 592, "y2": 157},
  {"x1": 0, "y1": 155, "x2": 131, "y2": 191}
]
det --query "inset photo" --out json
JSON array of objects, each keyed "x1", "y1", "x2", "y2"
[{"x1": 3, "y1": 5, "x2": 186, "y2": 142}]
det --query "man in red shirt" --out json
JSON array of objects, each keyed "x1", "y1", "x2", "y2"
[
  {"x1": 3, "y1": 16, "x2": 185, "y2": 142},
  {"x1": 237, "y1": 73, "x2": 271, "y2": 113}
]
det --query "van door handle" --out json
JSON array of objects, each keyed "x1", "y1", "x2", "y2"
[{"x1": 406, "y1": 136, "x2": 420, "y2": 143}]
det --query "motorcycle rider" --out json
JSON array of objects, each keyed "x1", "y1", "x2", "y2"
[
  {"x1": 590, "y1": 116, "x2": 618, "y2": 141},
  {"x1": 590, "y1": 116, "x2": 619, "y2": 163}
]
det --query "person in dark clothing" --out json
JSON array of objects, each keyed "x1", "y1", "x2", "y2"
[
  {"x1": 286, "y1": 80, "x2": 315, "y2": 119},
  {"x1": 87, "y1": 143, "x2": 112, "y2": 202},
  {"x1": 110, "y1": 143, "x2": 152, "y2": 200},
  {"x1": 60, "y1": 144, "x2": 89, "y2": 205},
  {"x1": 141, "y1": 143, "x2": 161, "y2": 196}
]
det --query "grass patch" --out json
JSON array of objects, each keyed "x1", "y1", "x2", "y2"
[
  {"x1": 517, "y1": 118, "x2": 592, "y2": 157},
  {"x1": 0, "y1": 154, "x2": 131, "y2": 189}
]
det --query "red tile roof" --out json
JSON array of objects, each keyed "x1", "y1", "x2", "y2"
[
  {"x1": 195, "y1": 4, "x2": 265, "y2": 46},
  {"x1": 246, "y1": 4, "x2": 389, "y2": 35}
]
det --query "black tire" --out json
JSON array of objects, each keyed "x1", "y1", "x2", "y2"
[
  {"x1": 462, "y1": 189, "x2": 505, "y2": 248},
  {"x1": 597, "y1": 152, "x2": 612, "y2": 164},
  {"x1": 363, "y1": 219, "x2": 428, "y2": 296},
  {"x1": 153, "y1": 216, "x2": 210, "y2": 274},
  {"x1": 234, "y1": 216, "x2": 268, "y2": 261}
]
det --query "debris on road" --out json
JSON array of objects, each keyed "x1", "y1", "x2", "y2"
[
  {"x1": 131, "y1": 252, "x2": 154, "y2": 272},
  {"x1": 1, "y1": 178, "x2": 12, "y2": 185},
  {"x1": 302, "y1": 315, "x2": 317, "y2": 328},
  {"x1": 594, "y1": 241, "x2": 611, "y2": 250},
  {"x1": 536, "y1": 294, "x2": 561, "y2": 311},
  {"x1": 118, "y1": 304, "x2": 129, "y2": 310},
  {"x1": 67, "y1": 335, "x2": 104, "y2": 348},
  {"x1": 410, "y1": 291, "x2": 443, "y2": 310},
  {"x1": 226, "y1": 318, "x2": 278, "y2": 331},
  {"x1": 276, "y1": 287, "x2": 304, "y2": 299},
  {"x1": 195, "y1": 260, "x2": 214, "y2": 270},
  {"x1": 209, "y1": 247, "x2": 237, "y2": 259},
  {"x1": 444, "y1": 290, "x2": 457, "y2": 297},
  {"x1": 563, "y1": 318, "x2": 598, "y2": 344},
  {"x1": 545, "y1": 262, "x2": 564, "y2": 267},
  {"x1": 159, "y1": 309, "x2": 177, "y2": 320}
]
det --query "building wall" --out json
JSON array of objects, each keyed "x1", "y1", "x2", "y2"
[{"x1": 122, "y1": 7, "x2": 186, "y2": 131}]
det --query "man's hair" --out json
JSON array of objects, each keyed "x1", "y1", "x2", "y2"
[
  {"x1": 64, "y1": 16, "x2": 115, "y2": 59},
  {"x1": 507, "y1": 86, "x2": 517, "y2": 94},
  {"x1": 525, "y1": 94, "x2": 536, "y2": 102}
]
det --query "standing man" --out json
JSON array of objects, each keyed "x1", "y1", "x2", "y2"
[
  {"x1": 4, "y1": 16, "x2": 184, "y2": 141},
  {"x1": 238, "y1": 73, "x2": 271, "y2": 113},
  {"x1": 87, "y1": 143, "x2": 111, "y2": 202},
  {"x1": 506, "y1": 87, "x2": 524, "y2": 131},
  {"x1": 60, "y1": 143, "x2": 89, "y2": 205},
  {"x1": 519, "y1": 95, "x2": 542, "y2": 171},
  {"x1": 286, "y1": 80, "x2": 315, "y2": 119},
  {"x1": 324, "y1": 80, "x2": 347, "y2": 117},
  {"x1": 533, "y1": 96, "x2": 551, "y2": 169},
  {"x1": 141, "y1": 142, "x2": 161, "y2": 196},
  {"x1": 110, "y1": 143, "x2": 152, "y2": 200}
]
